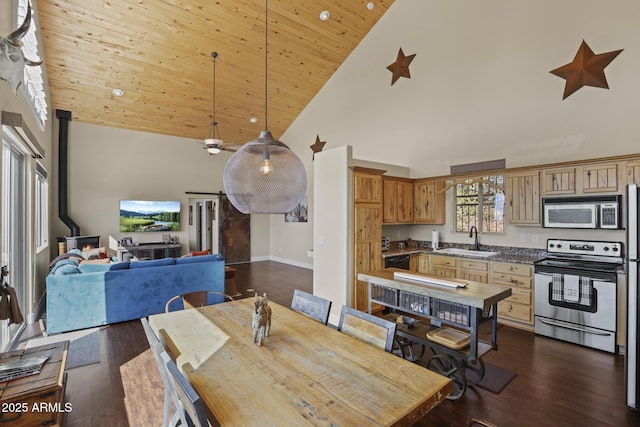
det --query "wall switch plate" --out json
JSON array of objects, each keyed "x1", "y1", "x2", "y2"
[
  {"x1": 520, "y1": 234, "x2": 527, "y2": 243},
  {"x1": 532, "y1": 235, "x2": 539, "y2": 244}
]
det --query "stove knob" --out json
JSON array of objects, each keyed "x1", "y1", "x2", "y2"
[
  {"x1": 604, "y1": 246, "x2": 610, "y2": 251},
  {"x1": 549, "y1": 243, "x2": 555, "y2": 248},
  {"x1": 556, "y1": 244, "x2": 562, "y2": 249},
  {"x1": 613, "y1": 246, "x2": 619, "y2": 252}
]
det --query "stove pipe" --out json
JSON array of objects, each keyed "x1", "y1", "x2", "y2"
[{"x1": 56, "y1": 109, "x2": 80, "y2": 236}]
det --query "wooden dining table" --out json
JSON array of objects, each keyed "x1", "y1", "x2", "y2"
[{"x1": 148, "y1": 298, "x2": 452, "y2": 426}]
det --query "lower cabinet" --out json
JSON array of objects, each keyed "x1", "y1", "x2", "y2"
[
  {"x1": 428, "y1": 255, "x2": 534, "y2": 329},
  {"x1": 490, "y1": 262, "x2": 534, "y2": 326}
]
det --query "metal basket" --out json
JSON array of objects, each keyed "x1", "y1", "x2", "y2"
[
  {"x1": 399, "y1": 291, "x2": 430, "y2": 315},
  {"x1": 431, "y1": 298, "x2": 470, "y2": 327},
  {"x1": 371, "y1": 284, "x2": 397, "y2": 306}
]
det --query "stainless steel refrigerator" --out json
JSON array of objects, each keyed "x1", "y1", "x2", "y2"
[{"x1": 627, "y1": 183, "x2": 640, "y2": 409}]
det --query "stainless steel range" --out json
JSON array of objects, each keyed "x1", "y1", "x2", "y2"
[{"x1": 534, "y1": 239, "x2": 623, "y2": 353}]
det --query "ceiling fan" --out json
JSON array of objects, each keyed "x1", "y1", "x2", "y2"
[{"x1": 203, "y1": 138, "x2": 241, "y2": 154}]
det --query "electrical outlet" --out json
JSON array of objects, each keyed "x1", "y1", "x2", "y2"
[
  {"x1": 520, "y1": 234, "x2": 527, "y2": 243},
  {"x1": 532, "y1": 235, "x2": 539, "y2": 244}
]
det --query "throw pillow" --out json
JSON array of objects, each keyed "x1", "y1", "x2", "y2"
[
  {"x1": 80, "y1": 258, "x2": 110, "y2": 265},
  {"x1": 190, "y1": 249, "x2": 210, "y2": 257}
]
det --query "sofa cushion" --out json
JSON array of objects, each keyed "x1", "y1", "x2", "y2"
[
  {"x1": 51, "y1": 259, "x2": 81, "y2": 275},
  {"x1": 129, "y1": 258, "x2": 176, "y2": 269},
  {"x1": 108, "y1": 261, "x2": 130, "y2": 271},
  {"x1": 176, "y1": 253, "x2": 223, "y2": 265},
  {"x1": 79, "y1": 263, "x2": 112, "y2": 274}
]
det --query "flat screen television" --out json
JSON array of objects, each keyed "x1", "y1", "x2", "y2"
[{"x1": 119, "y1": 200, "x2": 181, "y2": 232}]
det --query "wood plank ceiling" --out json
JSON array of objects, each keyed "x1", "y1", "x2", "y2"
[{"x1": 37, "y1": 0, "x2": 394, "y2": 148}]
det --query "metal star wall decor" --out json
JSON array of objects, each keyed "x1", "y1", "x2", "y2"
[
  {"x1": 387, "y1": 48, "x2": 416, "y2": 85},
  {"x1": 310, "y1": 135, "x2": 326, "y2": 159},
  {"x1": 550, "y1": 40, "x2": 623, "y2": 99}
]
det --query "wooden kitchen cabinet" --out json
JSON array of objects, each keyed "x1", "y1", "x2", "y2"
[
  {"x1": 626, "y1": 159, "x2": 640, "y2": 185},
  {"x1": 580, "y1": 162, "x2": 619, "y2": 193},
  {"x1": 543, "y1": 167, "x2": 576, "y2": 195},
  {"x1": 430, "y1": 254, "x2": 456, "y2": 278},
  {"x1": 352, "y1": 167, "x2": 384, "y2": 312},
  {"x1": 353, "y1": 168, "x2": 383, "y2": 203},
  {"x1": 457, "y1": 259, "x2": 488, "y2": 283},
  {"x1": 409, "y1": 253, "x2": 420, "y2": 272},
  {"x1": 490, "y1": 262, "x2": 533, "y2": 326},
  {"x1": 383, "y1": 176, "x2": 414, "y2": 224},
  {"x1": 414, "y1": 179, "x2": 446, "y2": 224},
  {"x1": 505, "y1": 170, "x2": 541, "y2": 225},
  {"x1": 382, "y1": 177, "x2": 398, "y2": 223},
  {"x1": 417, "y1": 253, "x2": 430, "y2": 274}
]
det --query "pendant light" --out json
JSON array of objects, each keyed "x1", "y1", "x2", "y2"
[
  {"x1": 222, "y1": 0, "x2": 307, "y2": 214},
  {"x1": 204, "y1": 51, "x2": 223, "y2": 154}
]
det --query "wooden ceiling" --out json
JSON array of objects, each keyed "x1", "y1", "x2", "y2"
[{"x1": 37, "y1": 0, "x2": 394, "y2": 148}]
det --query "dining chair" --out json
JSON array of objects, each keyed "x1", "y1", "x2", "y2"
[
  {"x1": 165, "y1": 291, "x2": 234, "y2": 313},
  {"x1": 140, "y1": 317, "x2": 180, "y2": 427},
  {"x1": 338, "y1": 305, "x2": 397, "y2": 352},
  {"x1": 163, "y1": 352, "x2": 211, "y2": 427},
  {"x1": 290, "y1": 289, "x2": 332, "y2": 325}
]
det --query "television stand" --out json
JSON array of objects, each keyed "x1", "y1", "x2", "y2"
[{"x1": 118, "y1": 243, "x2": 182, "y2": 262}]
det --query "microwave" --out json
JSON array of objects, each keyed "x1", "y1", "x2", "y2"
[{"x1": 542, "y1": 195, "x2": 622, "y2": 229}]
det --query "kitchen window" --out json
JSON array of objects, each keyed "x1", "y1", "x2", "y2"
[{"x1": 455, "y1": 175, "x2": 505, "y2": 233}]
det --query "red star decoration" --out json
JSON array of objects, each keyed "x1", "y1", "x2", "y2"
[
  {"x1": 387, "y1": 48, "x2": 416, "y2": 86},
  {"x1": 309, "y1": 135, "x2": 326, "y2": 160},
  {"x1": 550, "y1": 40, "x2": 623, "y2": 99}
]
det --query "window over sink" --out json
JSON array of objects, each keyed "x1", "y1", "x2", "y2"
[{"x1": 455, "y1": 175, "x2": 505, "y2": 233}]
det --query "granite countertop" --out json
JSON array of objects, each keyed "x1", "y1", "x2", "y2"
[{"x1": 382, "y1": 246, "x2": 543, "y2": 265}]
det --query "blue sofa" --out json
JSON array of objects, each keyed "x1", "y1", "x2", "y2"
[{"x1": 46, "y1": 254, "x2": 225, "y2": 334}]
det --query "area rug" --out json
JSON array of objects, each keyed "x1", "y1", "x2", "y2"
[
  {"x1": 25, "y1": 328, "x2": 102, "y2": 370},
  {"x1": 468, "y1": 362, "x2": 517, "y2": 394}
]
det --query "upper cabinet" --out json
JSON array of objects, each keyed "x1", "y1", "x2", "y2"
[
  {"x1": 543, "y1": 167, "x2": 576, "y2": 195},
  {"x1": 626, "y1": 159, "x2": 640, "y2": 186},
  {"x1": 414, "y1": 179, "x2": 446, "y2": 224},
  {"x1": 383, "y1": 177, "x2": 414, "y2": 224},
  {"x1": 353, "y1": 167, "x2": 384, "y2": 203},
  {"x1": 543, "y1": 162, "x2": 622, "y2": 196},
  {"x1": 580, "y1": 162, "x2": 619, "y2": 193},
  {"x1": 506, "y1": 170, "x2": 541, "y2": 225}
]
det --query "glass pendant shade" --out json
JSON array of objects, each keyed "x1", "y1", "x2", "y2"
[{"x1": 223, "y1": 130, "x2": 307, "y2": 214}]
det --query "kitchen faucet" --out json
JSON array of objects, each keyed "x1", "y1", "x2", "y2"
[{"x1": 469, "y1": 226, "x2": 479, "y2": 251}]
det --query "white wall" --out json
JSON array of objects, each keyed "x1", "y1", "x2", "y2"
[{"x1": 313, "y1": 146, "x2": 351, "y2": 325}]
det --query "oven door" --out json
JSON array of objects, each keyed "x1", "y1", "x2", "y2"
[
  {"x1": 543, "y1": 203, "x2": 598, "y2": 228},
  {"x1": 534, "y1": 271, "x2": 617, "y2": 352}
]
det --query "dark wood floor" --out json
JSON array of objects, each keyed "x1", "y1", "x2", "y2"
[{"x1": 15, "y1": 261, "x2": 640, "y2": 426}]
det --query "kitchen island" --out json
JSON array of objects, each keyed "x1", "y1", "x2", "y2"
[{"x1": 358, "y1": 268, "x2": 512, "y2": 398}]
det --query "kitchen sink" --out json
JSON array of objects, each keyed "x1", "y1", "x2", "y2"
[{"x1": 433, "y1": 248, "x2": 500, "y2": 258}]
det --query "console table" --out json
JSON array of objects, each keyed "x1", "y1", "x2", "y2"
[{"x1": 117, "y1": 243, "x2": 182, "y2": 262}]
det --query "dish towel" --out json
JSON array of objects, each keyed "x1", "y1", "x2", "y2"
[{"x1": 563, "y1": 275, "x2": 580, "y2": 303}]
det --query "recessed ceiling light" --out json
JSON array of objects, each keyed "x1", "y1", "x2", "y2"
[
  {"x1": 367, "y1": 2, "x2": 375, "y2": 10},
  {"x1": 319, "y1": 10, "x2": 330, "y2": 21},
  {"x1": 250, "y1": 117, "x2": 258, "y2": 123},
  {"x1": 112, "y1": 88, "x2": 124, "y2": 97}
]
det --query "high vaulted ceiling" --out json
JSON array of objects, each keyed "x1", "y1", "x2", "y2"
[{"x1": 37, "y1": 0, "x2": 394, "y2": 148}]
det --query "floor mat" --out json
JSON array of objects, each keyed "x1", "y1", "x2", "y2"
[
  {"x1": 26, "y1": 328, "x2": 102, "y2": 369},
  {"x1": 468, "y1": 362, "x2": 517, "y2": 394}
]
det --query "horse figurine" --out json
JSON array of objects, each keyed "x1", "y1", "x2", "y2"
[{"x1": 252, "y1": 293, "x2": 271, "y2": 346}]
